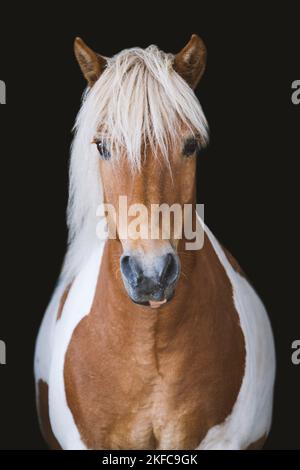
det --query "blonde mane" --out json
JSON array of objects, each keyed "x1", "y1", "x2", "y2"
[{"x1": 62, "y1": 45, "x2": 209, "y2": 282}]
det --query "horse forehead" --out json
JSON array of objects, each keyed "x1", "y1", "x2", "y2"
[{"x1": 102, "y1": 150, "x2": 178, "y2": 185}]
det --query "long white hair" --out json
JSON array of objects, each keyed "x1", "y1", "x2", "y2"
[{"x1": 62, "y1": 44, "x2": 209, "y2": 282}]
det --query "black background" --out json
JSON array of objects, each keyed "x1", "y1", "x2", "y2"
[{"x1": 0, "y1": 3, "x2": 299, "y2": 450}]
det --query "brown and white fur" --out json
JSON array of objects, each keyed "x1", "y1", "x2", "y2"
[{"x1": 34, "y1": 35, "x2": 275, "y2": 450}]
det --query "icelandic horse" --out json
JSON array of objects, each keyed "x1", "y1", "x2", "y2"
[{"x1": 34, "y1": 35, "x2": 275, "y2": 450}]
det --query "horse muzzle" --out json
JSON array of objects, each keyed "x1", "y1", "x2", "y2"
[{"x1": 120, "y1": 252, "x2": 180, "y2": 309}]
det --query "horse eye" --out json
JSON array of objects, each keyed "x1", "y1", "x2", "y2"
[
  {"x1": 96, "y1": 140, "x2": 111, "y2": 160},
  {"x1": 183, "y1": 138, "x2": 199, "y2": 157}
]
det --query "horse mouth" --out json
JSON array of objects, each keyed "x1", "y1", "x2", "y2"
[{"x1": 131, "y1": 292, "x2": 174, "y2": 309}]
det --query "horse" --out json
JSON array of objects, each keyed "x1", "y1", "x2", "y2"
[{"x1": 34, "y1": 35, "x2": 275, "y2": 450}]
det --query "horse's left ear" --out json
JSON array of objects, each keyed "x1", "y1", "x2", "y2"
[
  {"x1": 74, "y1": 37, "x2": 107, "y2": 87},
  {"x1": 173, "y1": 34, "x2": 207, "y2": 89}
]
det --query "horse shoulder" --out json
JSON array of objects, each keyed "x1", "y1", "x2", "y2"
[{"x1": 197, "y1": 225, "x2": 275, "y2": 449}]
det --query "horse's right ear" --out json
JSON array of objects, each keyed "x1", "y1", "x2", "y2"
[{"x1": 74, "y1": 37, "x2": 107, "y2": 87}]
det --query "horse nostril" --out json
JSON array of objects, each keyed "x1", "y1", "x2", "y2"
[
  {"x1": 159, "y1": 253, "x2": 179, "y2": 285},
  {"x1": 120, "y1": 255, "x2": 130, "y2": 271},
  {"x1": 120, "y1": 255, "x2": 143, "y2": 287}
]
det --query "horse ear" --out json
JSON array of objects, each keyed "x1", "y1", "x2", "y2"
[
  {"x1": 173, "y1": 34, "x2": 207, "y2": 89},
  {"x1": 74, "y1": 37, "x2": 107, "y2": 87}
]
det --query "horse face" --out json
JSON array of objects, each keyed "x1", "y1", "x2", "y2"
[
  {"x1": 98, "y1": 133, "x2": 199, "y2": 307},
  {"x1": 74, "y1": 34, "x2": 207, "y2": 307}
]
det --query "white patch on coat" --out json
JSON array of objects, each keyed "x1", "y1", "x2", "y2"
[
  {"x1": 34, "y1": 282, "x2": 67, "y2": 384},
  {"x1": 34, "y1": 240, "x2": 105, "y2": 450},
  {"x1": 48, "y1": 243, "x2": 104, "y2": 450},
  {"x1": 197, "y1": 223, "x2": 276, "y2": 450}
]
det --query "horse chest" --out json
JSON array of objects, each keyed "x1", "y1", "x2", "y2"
[
  {"x1": 62, "y1": 243, "x2": 246, "y2": 450},
  {"x1": 102, "y1": 379, "x2": 203, "y2": 450},
  {"x1": 63, "y1": 317, "x2": 209, "y2": 449}
]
